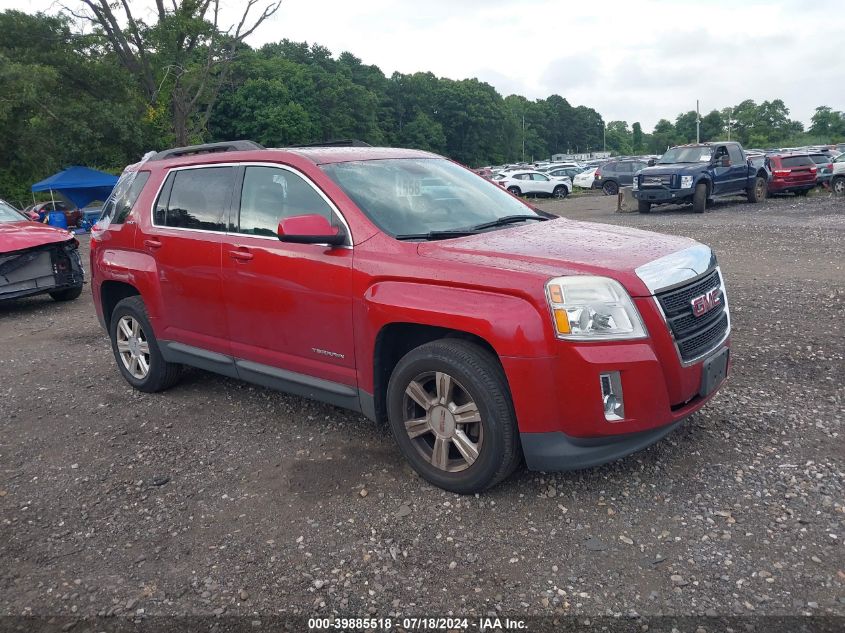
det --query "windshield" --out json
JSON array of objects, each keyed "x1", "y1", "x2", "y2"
[
  {"x1": 0, "y1": 201, "x2": 24, "y2": 223},
  {"x1": 658, "y1": 147, "x2": 713, "y2": 164},
  {"x1": 322, "y1": 158, "x2": 538, "y2": 237}
]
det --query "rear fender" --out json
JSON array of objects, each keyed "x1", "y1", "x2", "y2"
[{"x1": 95, "y1": 248, "x2": 164, "y2": 328}]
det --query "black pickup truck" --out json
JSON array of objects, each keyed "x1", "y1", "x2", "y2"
[{"x1": 633, "y1": 142, "x2": 769, "y2": 213}]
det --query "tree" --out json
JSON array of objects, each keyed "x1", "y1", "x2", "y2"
[
  {"x1": 674, "y1": 111, "x2": 699, "y2": 143},
  {"x1": 809, "y1": 106, "x2": 845, "y2": 140},
  {"x1": 649, "y1": 119, "x2": 676, "y2": 154},
  {"x1": 70, "y1": 0, "x2": 281, "y2": 144},
  {"x1": 699, "y1": 110, "x2": 724, "y2": 141},
  {"x1": 631, "y1": 122, "x2": 643, "y2": 153},
  {"x1": 604, "y1": 121, "x2": 632, "y2": 155}
]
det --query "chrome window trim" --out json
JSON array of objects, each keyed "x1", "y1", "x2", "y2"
[
  {"x1": 650, "y1": 265, "x2": 731, "y2": 367},
  {"x1": 149, "y1": 161, "x2": 354, "y2": 247},
  {"x1": 635, "y1": 244, "x2": 716, "y2": 294}
]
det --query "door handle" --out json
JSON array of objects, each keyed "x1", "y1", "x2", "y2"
[
  {"x1": 143, "y1": 239, "x2": 162, "y2": 250},
  {"x1": 229, "y1": 248, "x2": 254, "y2": 262}
]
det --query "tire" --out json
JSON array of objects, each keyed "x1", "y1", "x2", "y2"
[
  {"x1": 386, "y1": 339, "x2": 520, "y2": 494},
  {"x1": 602, "y1": 180, "x2": 618, "y2": 196},
  {"x1": 692, "y1": 182, "x2": 707, "y2": 213},
  {"x1": 637, "y1": 200, "x2": 651, "y2": 214},
  {"x1": 552, "y1": 185, "x2": 568, "y2": 199},
  {"x1": 747, "y1": 176, "x2": 767, "y2": 203},
  {"x1": 507, "y1": 186, "x2": 521, "y2": 196},
  {"x1": 49, "y1": 286, "x2": 82, "y2": 302},
  {"x1": 109, "y1": 296, "x2": 181, "y2": 393},
  {"x1": 832, "y1": 176, "x2": 845, "y2": 195}
]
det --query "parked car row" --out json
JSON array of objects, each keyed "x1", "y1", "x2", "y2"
[{"x1": 492, "y1": 170, "x2": 572, "y2": 198}]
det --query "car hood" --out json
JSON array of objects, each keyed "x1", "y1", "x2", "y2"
[
  {"x1": 0, "y1": 221, "x2": 74, "y2": 253},
  {"x1": 417, "y1": 219, "x2": 701, "y2": 297}
]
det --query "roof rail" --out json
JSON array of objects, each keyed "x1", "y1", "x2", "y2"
[
  {"x1": 289, "y1": 139, "x2": 373, "y2": 148},
  {"x1": 151, "y1": 140, "x2": 264, "y2": 161}
]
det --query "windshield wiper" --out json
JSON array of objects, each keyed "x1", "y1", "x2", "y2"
[
  {"x1": 466, "y1": 214, "x2": 548, "y2": 231},
  {"x1": 395, "y1": 229, "x2": 480, "y2": 241}
]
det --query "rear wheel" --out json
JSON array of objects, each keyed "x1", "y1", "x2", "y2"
[
  {"x1": 692, "y1": 182, "x2": 707, "y2": 213},
  {"x1": 386, "y1": 339, "x2": 520, "y2": 494},
  {"x1": 747, "y1": 176, "x2": 767, "y2": 203},
  {"x1": 49, "y1": 286, "x2": 82, "y2": 302},
  {"x1": 832, "y1": 176, "x2": 845, "y2": 195},
  {"x1": 110, "y1": 296, "x2": 181, "y2": 393},
  {"x1": 637, "y1": 200, "x2": 651, "y2": 214},
  {"x1": 602, "y1": 180, "x2": 618, "y2": 196},
  {"x1": 553, "y1": 185, "x2": 568, "y2": 199},
  {"x1": 507, "y1": 186, "x2": 521, "y2": 197}
]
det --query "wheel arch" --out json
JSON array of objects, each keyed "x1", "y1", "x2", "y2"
[
  {"x1": 100, "y1": 280, "x2": 141, "y2": 329},
  {"x1": 371, "y1": 323, "x2": 501, "y2": 424}
]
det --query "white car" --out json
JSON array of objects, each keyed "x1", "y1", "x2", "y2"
[
  {"x1": 831, "y1": 153, "x2": 845, "y2": 194},
  {"x1": 493, "y1": 170, "x2": 570, "y2": 198},
  {"x1": 539, "y1": 162, "x2": 582, "y2": 172},
  {"x1": 573, "y1": 167, "x2": 597, "y2": 189}
]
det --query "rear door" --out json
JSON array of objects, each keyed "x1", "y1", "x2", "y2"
[
  {"x1": 220, "y1": 163, "x2": 356, "y2": 389},
  {"x1": 726, "y1": 144, "x2": 748, "y2": 193},
  {"x1": 530, "y1": 172, "x2": 555, "y2": 194},
  {"x1": 614, "y1": 162, "x2": 633, "y2": 186},
  {"x1": 141, "y1": 165, "x2": 235, "y2": 355}
]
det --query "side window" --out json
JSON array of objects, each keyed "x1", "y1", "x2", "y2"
[
  {"x1": 615, "y1": 162, "x2": 632, "y2": 174},
  {"x1": 531, "y1": 173, "x2": 550, "y2": 181},
  {"x1": 156, "y1": 167, "x2": 234, "y2": 231},
  {"x1": 604, "y1": 162, "x2": 617, "y2": 173},
  {"x1": 238, "y1": 166, "x2": 334, "y2": 237},
  {"x1": 727, "y1": 145, "x2": 743, "y2": 164},
  {"x1": 101, "y1": 171, "x2": 151, "y2": 224},
  {"x1": 714, "y1": 146, "x2": 728, "y2": 160}
]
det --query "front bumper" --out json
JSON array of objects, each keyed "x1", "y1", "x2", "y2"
[
  {"x1": 633, "y1": 188, "x2": 692, "y2": 203},
  {"x1": 521, "y1": 417, "x2": 686, "y2": 471}
]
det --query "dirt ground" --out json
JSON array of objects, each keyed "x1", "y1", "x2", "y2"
[{"x1": 1, "y1": 190, "x2": 843, "y2": 630}]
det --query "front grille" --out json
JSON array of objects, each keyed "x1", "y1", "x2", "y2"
[
  {"x1": 656, "y1": 269, "x2": 729, "y2": 362},
  {"x1": 641, "y1": 174, "x2": 673, "y2": 188}
]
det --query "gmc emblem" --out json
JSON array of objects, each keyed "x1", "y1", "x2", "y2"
[{"x1": 691, "y1": 288, "x2": 721, "y2": 317}]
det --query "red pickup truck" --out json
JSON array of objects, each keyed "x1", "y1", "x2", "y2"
[{"x1": 91, "y1": 141, "x2": 731, "y2": 493}]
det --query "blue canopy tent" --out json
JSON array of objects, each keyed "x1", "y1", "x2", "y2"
[{"x1": 31, "y1": 166, "x2": 118, "y2": 209}]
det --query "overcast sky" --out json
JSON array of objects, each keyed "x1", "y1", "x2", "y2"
[{"x1": 6, "y1": 0, "x2": 842, "y2": 130}]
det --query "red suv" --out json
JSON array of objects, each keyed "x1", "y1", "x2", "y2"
[
  {"x1": 90, "y1": 141, "x2": 731, "y2": 493},
  {"x1": 765, "y1": 153, "x2": 817, "y2": 195}
]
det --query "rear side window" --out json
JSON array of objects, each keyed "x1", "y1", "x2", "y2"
[
  {"x1": 780, "y1": 156, "x2": 813, "y2": 168},
  {"x1": 808, "y1": 155, "x2": 828, "y2": 164},
  {"x1": 727, "y1": 145, "x2": 743, "y2": 164},
  {"x1": 101, "y1": 171, "x2": 150, "y2": 224},
  {"x1": 154, "y1": 167, "x2": 235, "y2": 231},
  {"x1": 615, "y1": 162, "x2": 633, "y2": 173}
]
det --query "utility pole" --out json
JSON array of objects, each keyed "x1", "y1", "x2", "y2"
[
  {"x1": 696, "y1": 99, "x2": 701, "y2": 143},
  {"x1": 727, "y1": 107, "x2": 732, "y2": 141},
  {"x1": 603, "y1": 121, "x2": 606, "y2": 153}
]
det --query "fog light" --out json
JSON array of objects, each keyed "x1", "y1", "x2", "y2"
[{"x1": 600, "y1": 371, "x2": 624, "y2": 422}]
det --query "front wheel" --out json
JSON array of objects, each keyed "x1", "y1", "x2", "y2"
[
  {"x1": 49, "y1": 286, "x2": 82, "y2": 302},
  {"x1": 386, "y1": 340, "x2": 520, "y2": 494},
  {"x1": 832, "y1": 176, "x2": 845, "y2": 195},
  {"x1": 602, "y1": 181, "x2": 618, "y2": 196},
  {"x1": 553, "y1": 185, "x2": 568, "y2": 199},
  {"x1": 110, "y1": 296, "x2": 181, "y2": 393},
  {"x1": 747, "y1": 176, "x2": 767, "y2": 203},
  {"x1": 692, "y1": 182, "x2": 707, "y2": 213}
]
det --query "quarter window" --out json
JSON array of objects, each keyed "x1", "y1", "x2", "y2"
[
  {"x1": 155, "y1": 167, "x2": 234, "y2": 231},
  {"x1": 101, "y1": 171, "x2": 150, "y2": 224},
  {"x1": 237, "y1": 166, "x2": 334, "y2": 237}
]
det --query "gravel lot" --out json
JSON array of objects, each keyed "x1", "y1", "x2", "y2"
[{"x1": 1, "y1": 191, "x2": 843, "y2": 630}]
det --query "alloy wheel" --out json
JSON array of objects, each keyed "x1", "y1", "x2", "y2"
[
  {"x1": 402, "y1": 371, "x2": 483, "y2": 472},
  {"x1": 116, "y1": 315, "x2": 151, "y2": 380}
]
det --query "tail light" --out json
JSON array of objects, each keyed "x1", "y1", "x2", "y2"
[
  {"x1": 809, "y1": 166, "x2": 817, "y2": 173},
  {"x1": 595, "y1": 168, "x2": 602, "y2": 179},
  {"x1": 772, "y1": 169, "x2": 790, "y2": 178},
  {"x1": 826, "y1": 164, "x2": 832, "y2": 171}
]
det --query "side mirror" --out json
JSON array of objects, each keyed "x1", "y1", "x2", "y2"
[
  {"x1": 648, "y1": 158, "x2": 656, "y2": 167},
  {"x1": 277, "y1": 214, "x2": 346, "y2": 246}
]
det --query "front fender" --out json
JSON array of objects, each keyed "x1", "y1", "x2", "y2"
[{"x1": 356, "y1": 281, "x2": 554, "y2": 393}]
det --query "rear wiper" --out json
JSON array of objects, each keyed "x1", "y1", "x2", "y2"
[
  {"x1": 466, "y1": 214, "x2": 548, "y2": 231},
  {"x1": 395, "y1": 229, "x2": 479, "y2": 241}
]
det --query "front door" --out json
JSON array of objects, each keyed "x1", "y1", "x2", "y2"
[{"x1": 220, "y1": 164, "x2": 356, "y2": 389}]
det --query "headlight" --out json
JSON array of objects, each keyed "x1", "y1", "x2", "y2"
[
  {"x1": 681, "y1": 175, "x2": 694, "y2": 189},
  {"x1": 632, "y1": 176, "x2": 639, "y2": 191},
  {"x1": 545, "y1": 276, "x2": 647, "y2": 340}
]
